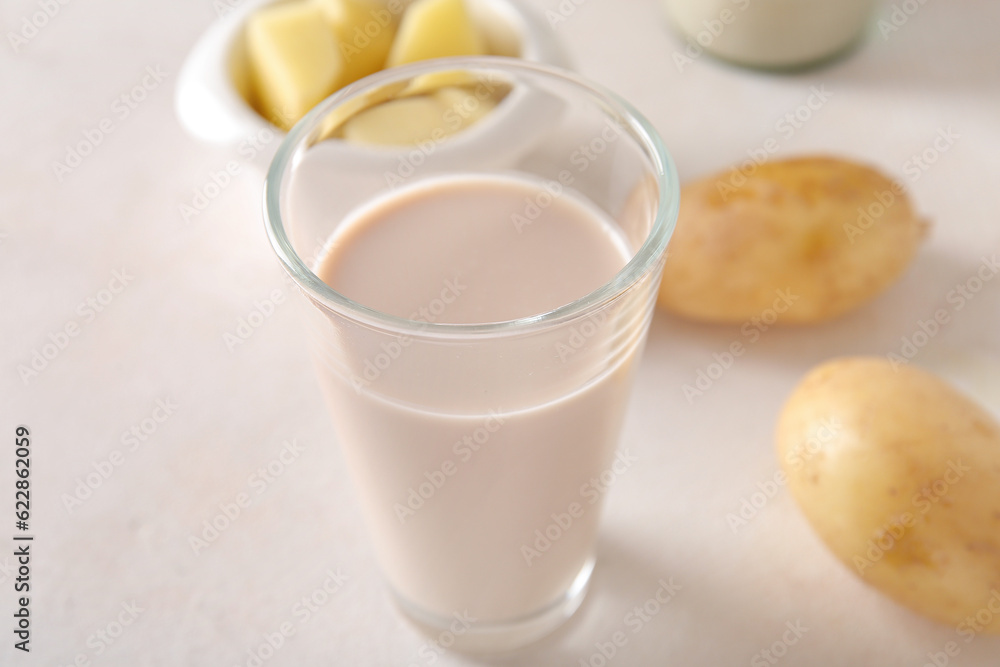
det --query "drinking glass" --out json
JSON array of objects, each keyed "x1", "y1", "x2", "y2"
[{"x1": 263, "y1": 56, "x2": 678, "y2": 651}]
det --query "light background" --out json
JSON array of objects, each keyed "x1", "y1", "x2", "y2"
[{"x1": 2, "y1": 0, "x2": 999, "y2": 665}]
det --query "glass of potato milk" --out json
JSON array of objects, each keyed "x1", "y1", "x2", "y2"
[{"x1": 263, "y1": 57, "x2": 678, "y2": 651}]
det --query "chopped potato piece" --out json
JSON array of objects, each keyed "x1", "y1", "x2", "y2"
[
  {"x1": 342, "y1": 95, "x2": 452, "y2": 145},
  {"x1": 402, "y1": 70, "x2": 482, "y2": 97},
  {"x1": 246, "y1": 2, "x2": 343, "y2": 130},
  {"x1": 433, "y1": 86, "x2": 496, "y2": 129},
  {"x1": 386, "y1": 0, "x2": 487, "y2": 67},
  {"x1": 342, "y1": 85, "x2": 498, "y2": 146},
  {"x1": 314, "y1": 0, "x2": 397, "y2": 87}
]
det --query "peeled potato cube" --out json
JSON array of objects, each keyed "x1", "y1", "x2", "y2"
[
  {"x1": 342, "y1": 96, "x2": 451, "y2": 145},
  {"x1": 433, "y1": 86, "x2": 496, "y2": 130},
  {"x1": 245, "y1": 2, "x2": 343, "y2": 130},
  {"x1": 386, "y1": 0, "x2": 487, "y2": 67},
  {"x1": 313, "y1": 0, "x2": 397, "y2": 87},
  {"x1": 342, "y1": 86, "x2": 497, "y2": 146},
  {"x1": 402, "y1": 70, "x2": 481, "y2": 97}
]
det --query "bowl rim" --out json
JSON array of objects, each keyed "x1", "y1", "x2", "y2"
[{"x1": 175, "y1": 0, "x2": 568, "y2": 142}]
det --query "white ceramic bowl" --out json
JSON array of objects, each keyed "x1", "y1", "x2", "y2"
[{"x1": 175, "y1": 0, "x2": 569, "y2": 144}]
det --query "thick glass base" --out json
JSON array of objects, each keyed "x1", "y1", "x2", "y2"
[{"x1": 393, "y1": 556, "x2": 595, "y2": 654}]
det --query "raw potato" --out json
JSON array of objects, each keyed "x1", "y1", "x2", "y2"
[
  {"x1": 777, "y1": 357, "x2": 1000, "y2": 632},
  {"x1": 343, "y1": 95, "x2": 452, "y2": 145},
  {"x1": 432, "y1": 86, "x2": 496, "y2": 126},
  {"x1": 314, "y1": 0, "x2": 397, "y2": 87},
  {"x1": 386, "y1": 0, "x2": 487, "y2": 67},
  {"x1": 342, "y1": 86, "x2": 496, "y2": 145},
  {"x1": 242, "y1": 0, "x2": 497, "y2": 132},
  {"x1": 402, "y1": 70, "x2": 481, "y2": 97},
  {"x1": 246, "y1": 2, "x2": 343, "y2": 130},
  {"x1": 657, "y1": 157, "x2": 928, "y2": 323}
]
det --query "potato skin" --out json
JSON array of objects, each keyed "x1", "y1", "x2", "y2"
[
  {"x1": 658, "y1": 157, "x2": 927, "y2": 323},
  {"x1": 777, "y1": 357, "x2": 1000, "y2": 632}
]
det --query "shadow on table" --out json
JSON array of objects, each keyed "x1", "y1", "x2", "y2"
[
  {"x1": 460, "y1": 535, "x2": 760, "y2": 666},
  {"x1": 649, "y1": 243, "x2": 989, "y2": 377}
]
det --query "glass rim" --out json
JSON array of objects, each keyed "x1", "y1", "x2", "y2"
[{"x1": 263, "y1": 56, "x2": 679, "y2": 338}]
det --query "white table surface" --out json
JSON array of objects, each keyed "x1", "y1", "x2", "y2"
[{"x1": 3, "y1": 0, "x2": 1000, "y2": 665}]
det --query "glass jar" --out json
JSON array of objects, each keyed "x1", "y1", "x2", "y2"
[{"x1": 664, "y1": 0, "x2": 877, "y2": 70}]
